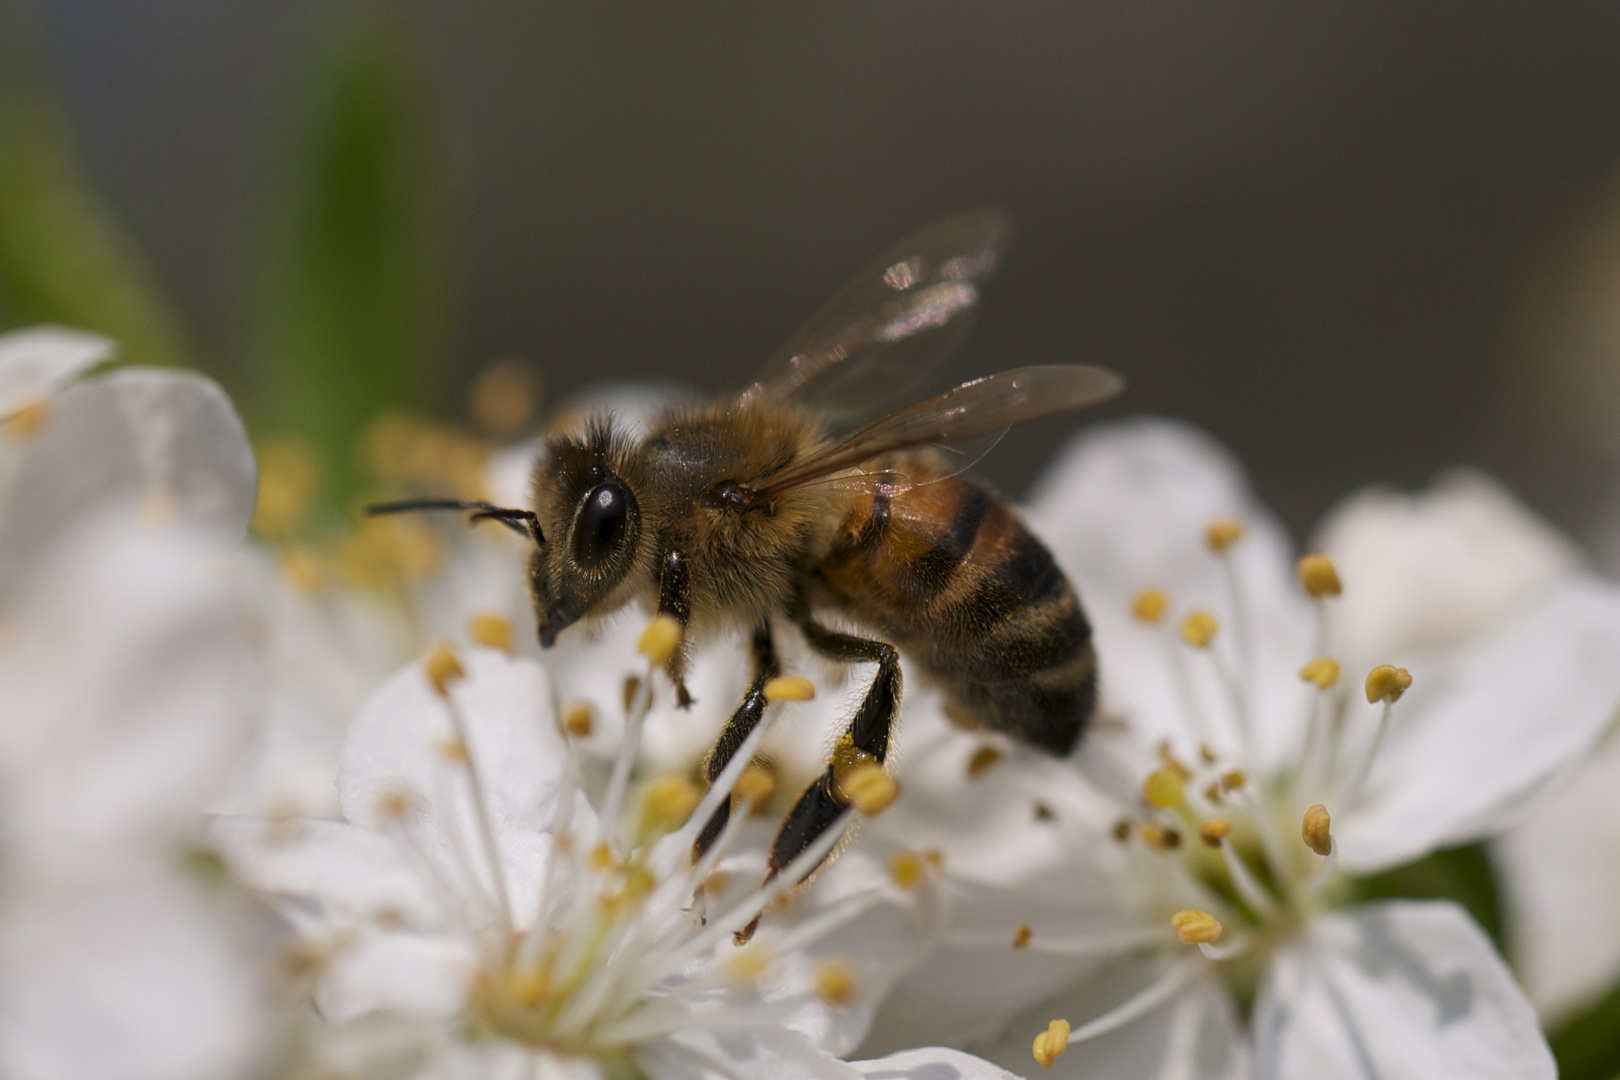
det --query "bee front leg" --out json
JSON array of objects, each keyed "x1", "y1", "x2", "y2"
[
  {"x1": 657, "y1": 549, "x2": 695, "y2": 708},
  {"x1": 691, "y1": 623, "x2": 779, "y2": 859},
  {"x1": 736, "y1": 611, "x2": 900, "y2": 943}
]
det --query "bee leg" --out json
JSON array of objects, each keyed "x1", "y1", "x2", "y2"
[
  {"x1": 657, "y1": 549, "x2": 695, "y2": 708},
  {"x1": 736, "y1": 614, "x2": 899, "y2": 943},
  {"x1": 692, "y1": 623, "x2": 779, "y2": 859}
]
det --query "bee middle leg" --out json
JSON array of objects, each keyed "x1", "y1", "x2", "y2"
[
  {"x1": 691, "y1": 622, "x2": 780, "y2": 859},
  {"x1": 766, "y1": 611, "x2": 901, "y2": 884}
]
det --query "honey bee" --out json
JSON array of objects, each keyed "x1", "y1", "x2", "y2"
[{"x1": 371, "y1": 210, "x2": 1122, "y2": 920}]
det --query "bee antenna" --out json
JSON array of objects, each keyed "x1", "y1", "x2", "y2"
[{"x1": 364, "y1": 498, "x2": 544, "y2": 544}]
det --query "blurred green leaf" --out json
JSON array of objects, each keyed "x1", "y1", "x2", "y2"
[
  {"x1": 1550, "y1": 978, "x2": 1620, "y2": 1080},
  {"x1": 1351, "y1": 841, "x2": 1505, "y2": 952},
  {"x1": 246, "y1": 15, "x2": 445, "y2": 510},
  {"x1": 0, "y1": 22, "x2": 193, "y2": 368}
]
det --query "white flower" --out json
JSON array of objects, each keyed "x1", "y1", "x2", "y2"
[
  {"x1": 0, "y1": 328, "x2": 266, "y2": 1080},
  {"x1": 859, "y1": 419, "x2": 1620, "y2": 1078},
  {"x1": 214, "y1": 627, "x2": 1008, "y2": 1079}
]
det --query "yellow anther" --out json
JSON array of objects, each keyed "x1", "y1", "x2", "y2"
[
  {"x1": 839, "y1": 763, "x2": 899, "y2": 816},
  {"x1": 763, "y1": 675, "x2": 815, "y2": 702},
  {"x1": 1111, "y1": 818, "x2": 1133, "y2": 843},
  {"x1": 814, "y1": 958, "x2": 859, "y2": 1006},
  {"x1": 1012, "y1": 923, "x2": 1033, "y2": 949},
  {"x1": 1300, "y1": 657, "x2": 1341, "y2": 691},
  {"x1": 1132, "y1": 587, "x2": 1169, "y2": 624},
  {"x1": 1204, "y1": 781, "x2": 1224, "y2": 805},
  {"x1": 1032, "y1": 1018, "x2": 1071, "y2": 1069},
  {"x1": 735, "y1": 765, "x2": 776, "y2": 808},
  {"x1": 1139, "y1": 823, "x2": 1181, "y2": 851},
  {"x1": 923, "y1": 849, "x2": 944, "y2": 871},
  {"x1": 1180, "y1": 609, "x2": 1218, "y2": 648},
  {"x1": 375, "y1": 787, "x2": 414, "y2": 821},
  {"x1": 562, "y1": 701, "x2": 594, "y2": 738},
  {"x1": 1143, "y1": 768, "x2": 1185, "y2": 809},
  {"x1": 1220, "y1": 769, "x2": 1247, "y2": 792},
  {"x1": 250, "y1": 436, "x2": 320, "y2": 538},
  {"x1": 1198, "y1": 819, "x2": 1232, "y2": 847},
  {"x1": 279, "y1": 548, "x2": 323, "y2": 593},
  {"x1": 589, "y1": 842, "x2": 618, "y2": 872},
  {"x1": 437, "y1": 736, "x2": 469, "y2": 762},
  {"x1": 5, "y1": 399, "x2": 51, "y2": 439},
  {"x1": 1199, "y1": 743, "x2": 1217, "y2": 765},
  {"x1": 889, "y1": 851, "x2": 925, "y2": 890},
  {"x1": 1171, "y1": 909, "x2": 1222, "y2": 945},
  {"x1": 1205, "y1": 518, "x2": 1245, "y2": 552},
  {"x1": 1298, "y1": 553, "x2": 1342, "y2": 598},
  {"x1": 423, "y1": 646, "x2": 466, "y2": 697},
  {"x1": 967, "y1": 745, "x2": 1004, "y2": 778},
  {"x1": 1365, "y1": 664, "x2": 1413, "y2": 704},
  {"x1": 644, "y1": 775, "x2": 700, "y2": 825},
  {"x1": 1302, "y1": 803, "x2": 1333, "y2": 856},
  {"x1": 724, "y1": 944, "x2": 772, "y2": 986},
  {"x1": 468, "y1": 358, "x2": 539, "y2": 438},
  {"x1": 469, "y1": 613, "x2": 514, "y2": 653},
  {"x1": 638, "y1": 615, "x2": 684, "y2": 667}
]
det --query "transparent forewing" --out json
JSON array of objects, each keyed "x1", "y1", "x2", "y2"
[
  {"x1": 752, "y1": 365, "x2": 1124, "y2": 499},
  {"x1": 741, "y1": 209, "x2": 1014, "y2": 420}
]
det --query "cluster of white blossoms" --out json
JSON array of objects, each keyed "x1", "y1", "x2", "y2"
[{"x1": 10, "y1": 324, "x2": 1620, "y2": 1080}]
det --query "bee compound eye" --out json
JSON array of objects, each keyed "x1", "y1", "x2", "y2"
[{"x1": 572, "y1": 481, "x2": 632, "y2": 571}]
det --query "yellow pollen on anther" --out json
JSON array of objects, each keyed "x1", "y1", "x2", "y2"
[
  {"x1": 1132, "y1": 587, "x2": 1169, "y2": 624},
  {"x1": 1300, "y1": 657, "x2": 1341, "y2": 690},
  {"x1": 1199, "y1": 819, "x2": 1232, "y2": 847},
  {"x1": 1220, "y1": 769, "x2": 1247, "y2": 792},
  {"x1": 763, "y1": 675, "x2": 815, "y2": 702},
  {"x1": 1171, "y1": 909, "x2": 1222, "y2": 945},
  {"x1": 590, "y1": 842, "x2": 618, "y2": 871},
  {"x1": 562, "y1": 701, "x2": 594, "y2": 738},
  {"x1": 469, "y1": 612, "x2": 514, "y2": 653},
  {"x1": 1012, "y1": 924, "x2": 1033, "y2": 949},
  {"x1": 889, "y1": 851, "x2": 925, "y2": 890},
  {"x1": 643, "y1": 775, "x2": 700, "y2": 824},
  {"x1": 1302, "y1": 803, "x2": 1333, "y2": 856},
  {"x1": 735, "y1": 765, "x2": 776, "y2": 808},
  {"x1": 1205, "y1": 518, "x2": 1245, "y2": 552},
  {"x1": 1298, "y1": 553, "x2": 1342, "y2": 598},
  {"x1": 815, "y1": 958, "x2": 859, "y2": 1006},
  {"x1": 1139, "y1": 823, "x2": 1181, "y2": 851},
  {"x1": 967, "y1": 745, "x2": 1004, "y2": 778},
  {"x1": 1365, "y1": 664, "x2": 1413, "y2": 704},
  {"x1": 724, "y1": 944, "x2": 772, "y2": 986},
  {"x1": 1143, "y1": 768, "x2": 1185, "y2": 809},
  {"x1": 1180, "y1": 609, "x2": 1218, "y2": 648},
  {"x1": 1112, "y1": 818, "x2": 1133, "y2": 842},
  {"x1": 839, "y1": 763, "x2": 899, "y2": 815},
  {"x1": 5, "y1": 399, "x2": 51, "y2": 439},
  {"x1": 423, "y1": 646, "x2": 465, "y2": 697},
  {"x1": 1032, "y1": 1018, "x2": 1071, "y2": 1069},
  {"x1": 638, "y1": 615, "x2": 684, "y2": 667}
]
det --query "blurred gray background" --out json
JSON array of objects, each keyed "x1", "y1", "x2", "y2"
[{"x1": 25, "y1": 1, "x2": 1620, "y2": 550}]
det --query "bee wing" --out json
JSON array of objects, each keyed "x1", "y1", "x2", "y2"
[
  {"x1": 752, "y1": 364, "x2": 1124, "y2": 499},
  {"x1": 741, "y1": 209, "x2": 1014, "y2": 421}
]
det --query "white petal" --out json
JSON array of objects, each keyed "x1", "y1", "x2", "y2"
[
  {"x1": 1025, "y1": 418, "x2": 1313, "y2": 770},
  {"x1": 0, "y1": 512, "x2": 257, "y2": 875},
  {"x1": 0, "y1": 878, "x2": 263, "y2": 1080},
  {"x1": 0, "y1": 369, "x2": 256, "y2": 605},
  {"x1": 964, "y1": 957, "x2": 1246, "y2": 1080},
  {"x1": 0, "y1": 324, "x2": 112, "y2": 415},
  {"x1": 1495, "y1": 729, "x2": 1620, "y2": 1020},
  {"x1": 209, "y1": 815, "x2": 441, "y2": 930},
  {"x1": 1337, "y1": 579, "x2": 1620, "y2": 873},
  {"x1": 646, "y1": 1026, "x2": 861, "y2": 1080},
  {"x1": 1315, "y1": 469, "x2": 1582, "y2": 674},
  {"x1": 339, "y1": 648, "x2": 582, "y2": 928},
  {"x1": 1254, "y1": 900, "x2": 1552, "y2": 1080},
  {"x1": 316, "y1": 930, "x2": 478, "y2": 1024},
  {"x1": 851, "y1": 1047, "x2": 1024, "y2": 1079}
]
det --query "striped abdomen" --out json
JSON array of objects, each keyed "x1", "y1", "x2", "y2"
[{"x1": 808, "y1": 469, "x2": 1096, "y2": 755}]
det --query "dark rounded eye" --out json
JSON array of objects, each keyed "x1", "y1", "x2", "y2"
[{"x1": 572, "y1": 481, "x2": 631, "y2": 571}]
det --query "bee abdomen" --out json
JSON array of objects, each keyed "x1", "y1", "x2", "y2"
[{"x1": 816, "y1": 476, "x2": 1096, "y2": 756}]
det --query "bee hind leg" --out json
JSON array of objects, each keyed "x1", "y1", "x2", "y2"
[
  {"x1": 735, "y1": 611, "x2": 900, "y2": 943},
  {"x1": 691, "y1": 623, "x2": 780, "y2": 859}
]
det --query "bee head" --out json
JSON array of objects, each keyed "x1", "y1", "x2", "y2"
[{"x1": 528, "y1": 417, "x2": 647, "y2": 647}]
